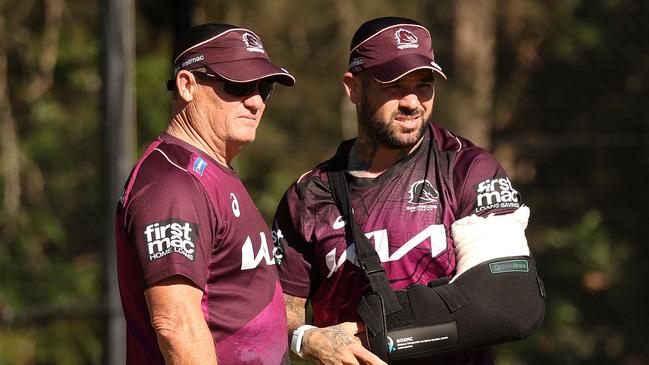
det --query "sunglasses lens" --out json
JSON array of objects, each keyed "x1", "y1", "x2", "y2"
[
  {"x1": 223, "y1": 81, "x2": 258, "y2": 98},
  {"x1": 224, "y1": 80, "x2": 275, "y2": 101},
  {"x1": 259, "y1": 81, "x2": 275, "y2": 101},
  {"x1": 194, "y1": 71, "x2": 275, "y2": 101}
]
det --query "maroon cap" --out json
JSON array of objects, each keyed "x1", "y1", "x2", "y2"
[
  {"x1": 173, "y1": 27, "x2": 295, "y2": 86},
  {"x1": 348, "y1": 18, "x2": 446, "y2": 83}
]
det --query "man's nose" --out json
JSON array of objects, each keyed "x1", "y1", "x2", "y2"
[
  {"x1": 243, "y1": 91, "x2": 264, "y2": 111},
  {"x1": 399, "y1": 93, "x2": 419, "y2": 112}
]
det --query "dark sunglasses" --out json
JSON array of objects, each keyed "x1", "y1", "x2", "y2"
[{"x1": 191, "y1": 71, "x2": 276, "y2": 101}]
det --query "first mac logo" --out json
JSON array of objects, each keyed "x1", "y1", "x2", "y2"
[{"x1": 143, "y1": 219, "x2": 197, "y2": 261}]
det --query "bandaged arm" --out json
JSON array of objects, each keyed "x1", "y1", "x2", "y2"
[
  {"x1": 358, "y1": 207, "x2": 545, "y2": 362},
  {"x1": 450, "y1": 206, "x2": 531, "y2": 281},
  {"x1": 440, "y1": 206, "x2": 545, "y2": 349}
]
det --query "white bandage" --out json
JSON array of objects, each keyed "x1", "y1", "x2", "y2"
[
  {"x1": 450, "y1": 206, "x2": 530, "y2": 282},
  {"x1": 290, "y1": 324, "x2": 317, "y2": 358}
]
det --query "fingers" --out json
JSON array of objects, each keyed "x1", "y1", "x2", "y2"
[
  {"x1": 349, "y1": 343, "x2": 388, "y2": 365},
  {"x1": 345, "y1": 322, "x2": 386, "y2": 365},
  {"x1": 301, "y1": 322, "x2": 387, "y2": 365}
]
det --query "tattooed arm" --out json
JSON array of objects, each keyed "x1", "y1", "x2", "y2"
[
  {"x1": 285, "y1": 293, "x2": 308, "y2": 334},
  {"x1": 284, "y1": 294, "x2": 386, "y2": 365}
]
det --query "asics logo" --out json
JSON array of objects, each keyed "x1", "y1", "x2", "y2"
[{"x1": 230, "y1": 193, "x2": 240, "y2": 217}]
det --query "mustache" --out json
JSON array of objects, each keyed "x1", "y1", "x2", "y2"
[{"x1": 393, "y1": 107, "x2": 425, "y2": 119}]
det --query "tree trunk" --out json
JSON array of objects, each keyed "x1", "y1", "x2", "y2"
[
  {"x1": 22, "y1": 0, "x2": 63, "y2": 103},
  {"x1": 101, "y1": 0, "x2": 136, "y2": 363},
  {"x1": 0, "y1": 15, "x2": 21, "y2": 219},
  {"x1": 453, "y1": 0, "x2": 496, "y2": 149},
  {"x1": 336, "y1": 0, "x2": 357, "y2": 140}
]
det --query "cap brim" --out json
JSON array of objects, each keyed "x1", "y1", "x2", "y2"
[
  {"x1": 367, "y1": 53, "x2": 447, "y2": 83},
  {"x1": 206, "y1": 58, "x2": 295, "y2": 86}
]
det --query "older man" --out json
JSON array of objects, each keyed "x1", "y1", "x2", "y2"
[{"x1": 116, "y1": 23, "x2": 294, "y2": 364}]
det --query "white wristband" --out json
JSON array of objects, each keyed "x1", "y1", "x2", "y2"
[{"x1": 290, "y1": 324, "x2": 317, "y2": 358}]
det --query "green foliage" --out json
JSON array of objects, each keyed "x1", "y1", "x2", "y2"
[
  {"x1": 0, "y1": 1, "x2": 103, "y2": 364},
  {"x1": 499, "y1": 211, "x2": 632, "y2": 364},
  {"x1": 136, "y1": 53, "x2": 173, "y2": 147}
]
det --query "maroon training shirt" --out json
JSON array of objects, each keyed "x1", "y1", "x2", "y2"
[
  {"x1": 116, "y1": 133, "x2": 289, "y2": 364},
  {"x1": 273, "y1": 123, "x2": 522, "y2": 364}
]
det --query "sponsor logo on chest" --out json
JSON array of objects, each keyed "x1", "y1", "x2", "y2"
[
  {"x1": 241, "y1": 232, "x2": 278, "y2": 270},
  {"x1": 324, "y1": 224, "x2": 447, "y2": 278},
  {"x1": 144, "y1": 219, "x2": 197, "y2": 261}
]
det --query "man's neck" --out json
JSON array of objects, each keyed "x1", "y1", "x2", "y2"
[
  {"x1": 166, "y1": 111, "x2": 232, "y2": 167},
  {"x1": 347, "y1": 137, "x2": 423, "y2": 178}
]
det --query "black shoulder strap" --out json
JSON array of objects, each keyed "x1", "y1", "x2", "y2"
[
  {"x1": 327, "y1": 170, "x2": 402, "y2": 314},
  {"x1": 429, "y1": 129, "x2": 457, "y2": 219}
]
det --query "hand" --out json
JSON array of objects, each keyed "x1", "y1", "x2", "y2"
[{"x1": 301, "y1": 322, "x2": 387, "y2": 365}]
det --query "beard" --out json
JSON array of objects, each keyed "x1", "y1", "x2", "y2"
[{"x1": 358, "y1": 97, "x2": 429, "y2": 149}]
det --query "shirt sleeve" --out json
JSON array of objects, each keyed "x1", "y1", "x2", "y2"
[
  {"x1": 124, "y1": 168, "x2": 214, "y2": 290},
  {"x1": 453, "y1": 148, "x2": 523, "y2": 219},
  {"x1": 272, "y1": 183, "x2": 313, "y2": 298}
]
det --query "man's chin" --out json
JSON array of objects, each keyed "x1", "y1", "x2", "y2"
[
  {"x1": 386, "y1": 129, "x2": 425, "y2": 149},
  {"x1": 385, "y1": 137, "x2": 420, "y2": 150}
]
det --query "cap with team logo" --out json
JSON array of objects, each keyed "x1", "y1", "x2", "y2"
[
  {"x1": 348, "y1": 17, "x2": 447, "y2": 83},
  {"x1": 168, "y1": 23, "x2": 295, "y2": 89}
]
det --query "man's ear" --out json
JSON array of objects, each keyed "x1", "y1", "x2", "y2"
[
  {"x1": 343, "y1": 72, "x2": 363, "y2": 105},
  {"x1": 175, "y1": 70, "x2": 196, "y2": 102}
]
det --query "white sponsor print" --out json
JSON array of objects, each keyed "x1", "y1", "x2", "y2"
[
  {"x1": 474, "y1": 177, "x2": 520, "y2": 213},
  {"x1": 145, "y1": 220, "x2": 196, "y2": 261},
  {"x1": 181, "y1": 54, "x2": 204, "y2": 68},
  {"x1": 332, "y1": 215, "x2": 346, "y2": 230},
  {"x1": 325, "y1": 225, "x2": 447, "y2": 278},
  {"x1": 241, "y1": 232, "x2": 277, "y2": 270},
  {"x1": 272, "y1": 229, "x2": 284, "y2": 244},
  {"x1": 349, "y1": 57, "x2": 364, "y2": 68},
  {"x1": 230, "y1": 193, "x2": 240, "y2": 217},
  {"x1": 271, "y1": 229, "x2": 285, "y2": 265}
]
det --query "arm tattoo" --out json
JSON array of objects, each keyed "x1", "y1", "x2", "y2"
[
  {"x1": 303, "y1": 324, "x2": 361, "y2": 360},
  {"x1": 284, "y1": 294, "x2": 307, "y2": 331}
]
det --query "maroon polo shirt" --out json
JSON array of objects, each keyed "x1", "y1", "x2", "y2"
[{"x1": 116, "y1": 133, "x2": 289, "y2": 364}]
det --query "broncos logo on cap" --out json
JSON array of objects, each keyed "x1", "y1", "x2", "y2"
[
  {"x1": 394, "y1": 28, "x2": 419, "y2": 49},
  {"x1": 242, "y1": 32, "x2": 265, "y2": 53}
]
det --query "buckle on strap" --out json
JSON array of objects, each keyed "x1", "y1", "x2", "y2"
[
  {"x1": 361, "y1": 260, "x2": 385, "y2": 276},
  {"x1": 361, "y1": 263, "x2": 402, "y2": 315}
]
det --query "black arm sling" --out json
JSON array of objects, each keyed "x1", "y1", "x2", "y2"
[{"x1": 327, "y1": 169, "x2": 545, "y2": 364}]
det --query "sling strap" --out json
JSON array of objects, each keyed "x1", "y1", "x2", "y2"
[{"x1": 327, "y1": 170, "x2": 402, "y2": 315}]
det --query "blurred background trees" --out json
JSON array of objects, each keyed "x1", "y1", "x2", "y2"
[{"x1": 0, "y1": 0, "x2": 647, "y2": 364}]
